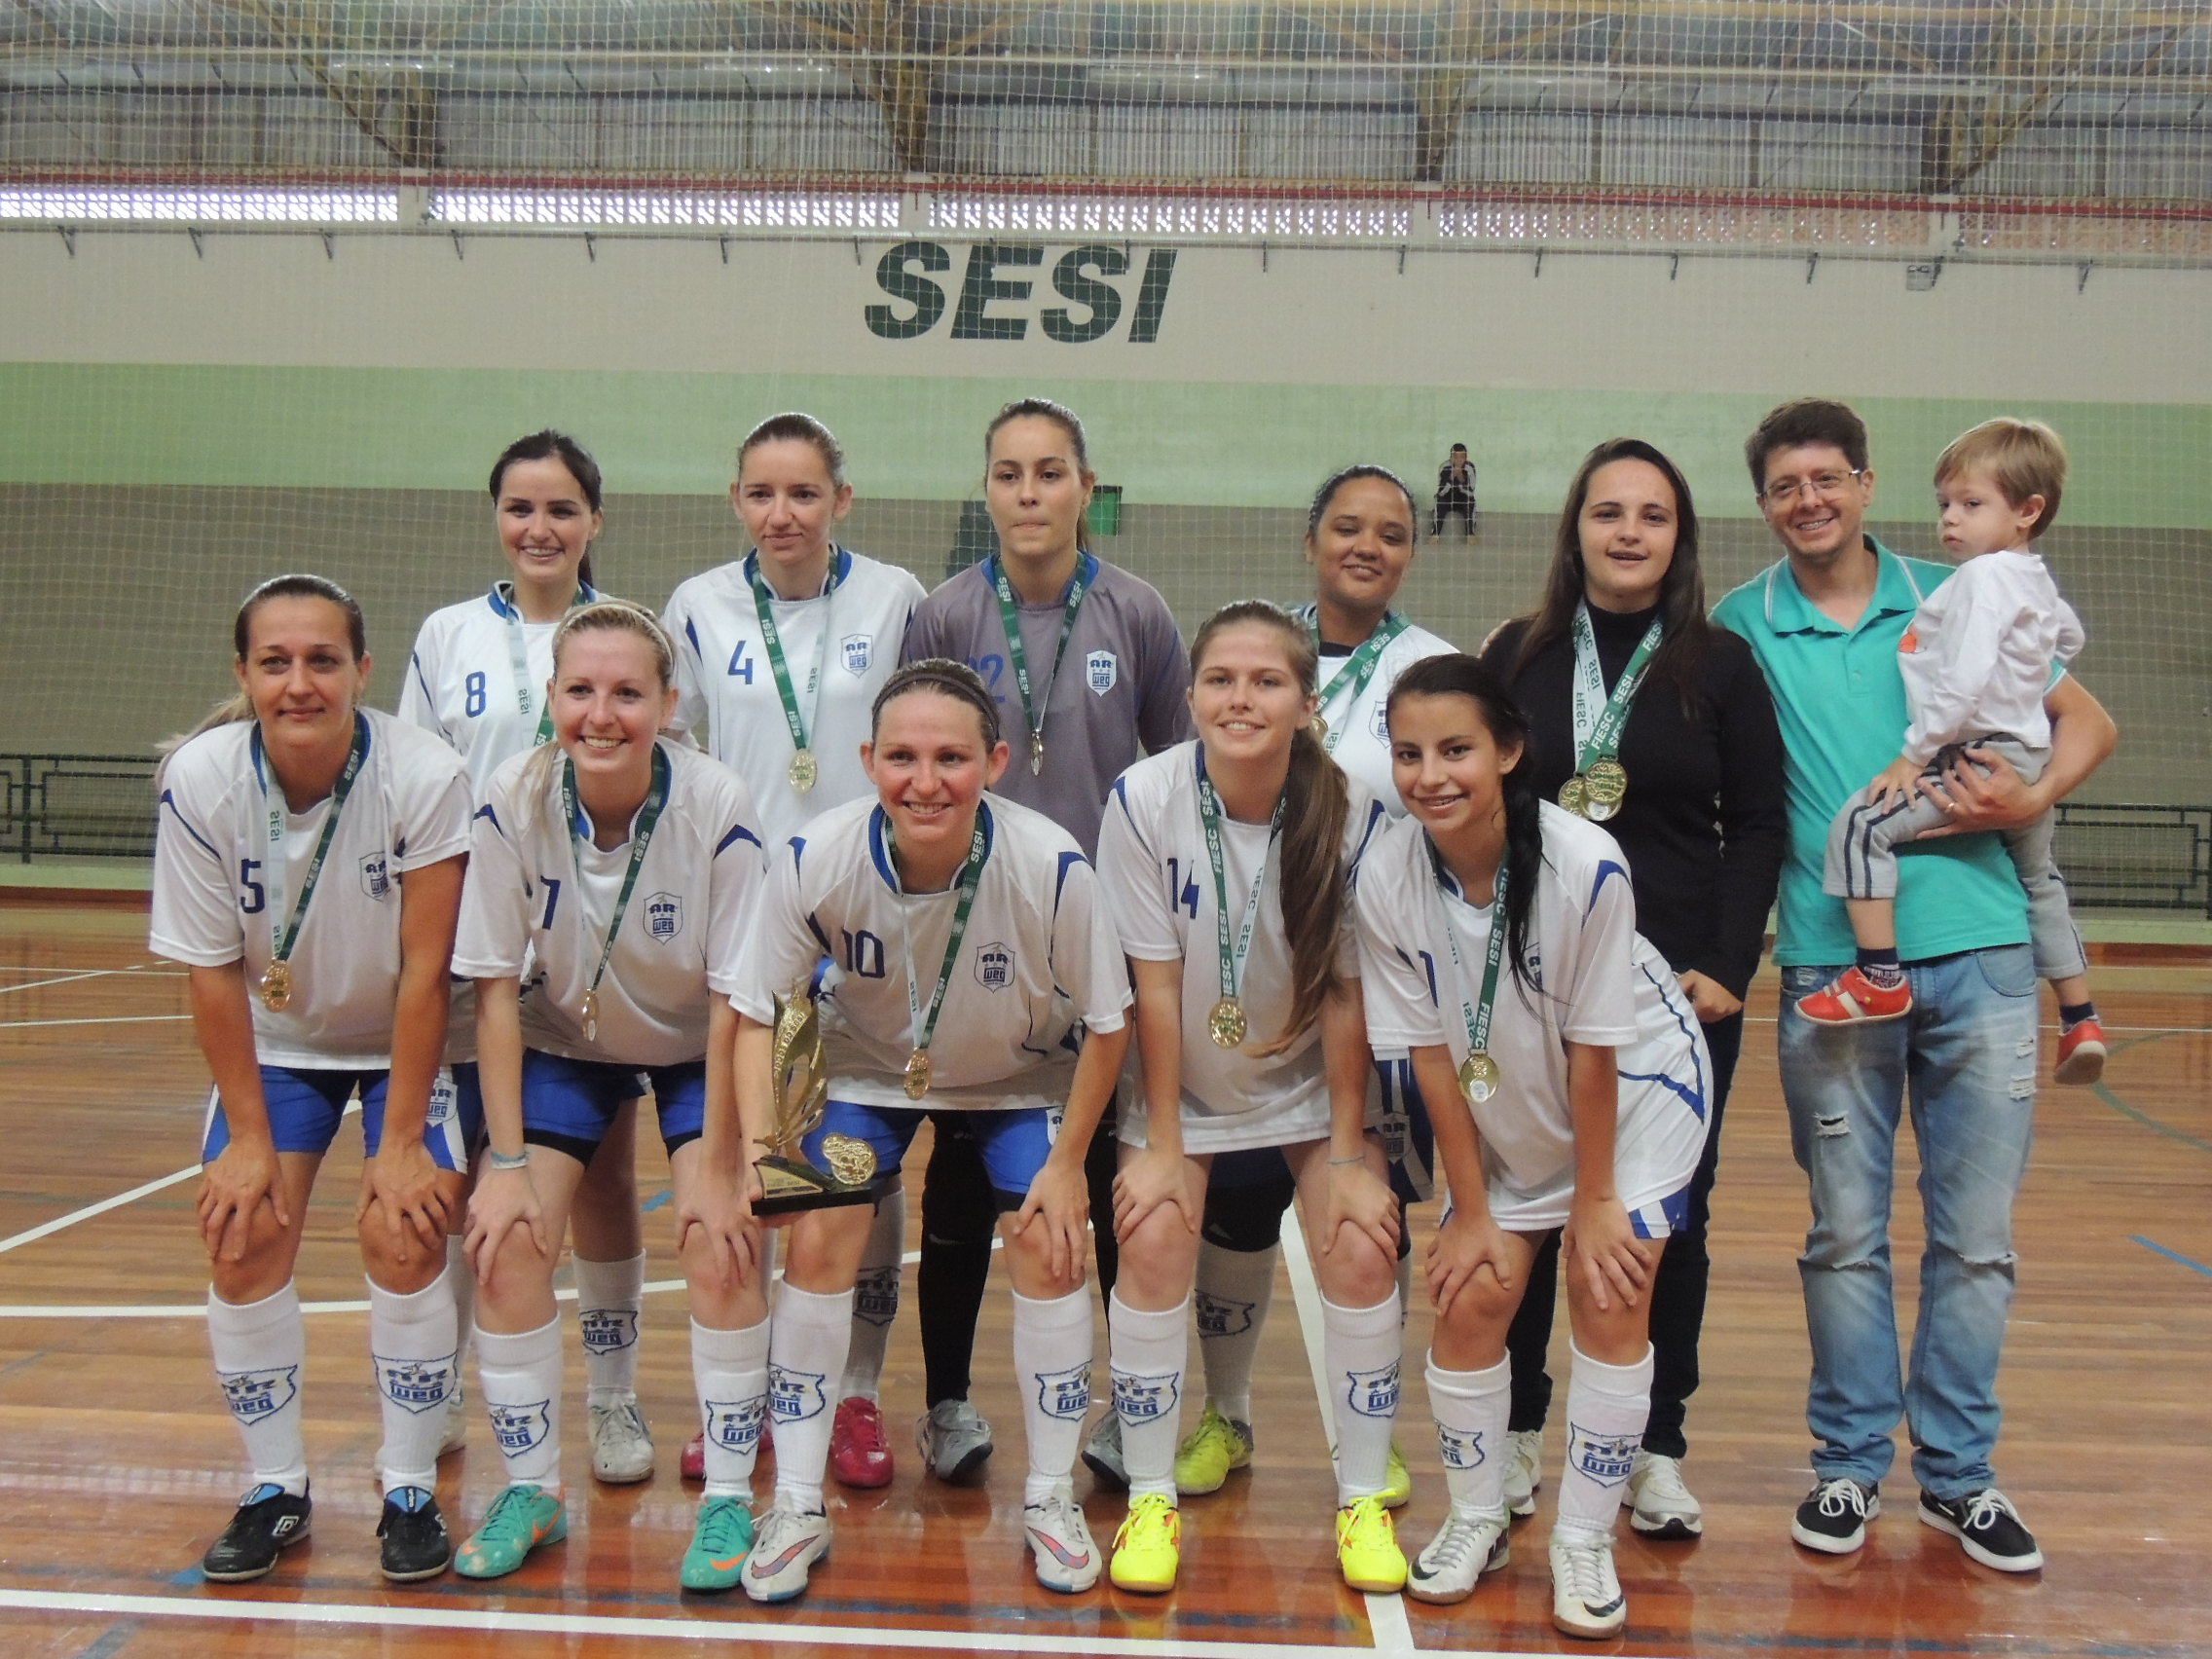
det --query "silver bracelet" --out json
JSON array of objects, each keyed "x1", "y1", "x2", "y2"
[
  {"x1": 1328, "y1": 1154, "x2": 1366, "y2": 1167},
  {"x1": 487, "y1": 1147, "x2": 531, "y2": 1171}
]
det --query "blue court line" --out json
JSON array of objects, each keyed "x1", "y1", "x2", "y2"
[
  {"x1": 642, "y1": 1190, "x2": 673, "y2": 1212},
  {"x1": 2129, "y1": 1235, "x2": 2212, "y2": 1280}
]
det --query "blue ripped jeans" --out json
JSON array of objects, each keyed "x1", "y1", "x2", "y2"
[{"x1": 1777, "y1": 944, "x2": 2039, "y2": 1499}]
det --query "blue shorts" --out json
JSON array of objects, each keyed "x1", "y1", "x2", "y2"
[
  {"x1": 521, "y1": 1049, "x2": 706, "y2": 1161},
  {"x1": 203, "y1": 1063, "x2": 481, "y2": 1171},
  {"x1": 1629, "y1": 1182, "x2": 1692, "y2": 1240},
  {"x1": 803, "y1": 1102, "x2": 1058, "y2": 1210}
]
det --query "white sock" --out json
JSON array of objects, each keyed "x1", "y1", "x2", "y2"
[
  {"x1": 1322, "y1": 1291, "x2": 1401, "y2": 1505},
  {"x1": 572, "y1": 1252, "x2": 645, "y2": 1407},
  {"x1": 1194, "y1": 1240, "x2": 1275, "y2": 1425},
  {"x1": 1013, "y1": 1286, "x2": 1091, "y2": 1505},
  {"x1": 368, "y1": 1272, "x2": 459, "y2": 1495},
  {"x1": 206, "y1": 1282, "x2": 309, "y2": 1495},
  {"x1": 477, "y1": 1315, "x2": 565, "y2": 1493},
  {"x1": 1555, "y1": 1343, "x2": 1653, "y2": 1544},
  {"x1": 841, "y1": 1189, "x2": 905, "y2": 1402},
  {"x1": 446, "y1": 1234, "x2": 476, "y2": 1379},
  {"x1": 1427, "y1": 1351, "x2": 1511, "y2": 1521},
  {"x1": 768, "y1": 1282, "x2": 852, "y2": 1514},
  {"x1": 693, "y1": 1316, "x2": 769, "y2": 1502},
  {"x1": 1108, "y1": 1291, "x2": 1188, "y2": 1501}
]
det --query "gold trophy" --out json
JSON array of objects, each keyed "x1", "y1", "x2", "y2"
[{"x1": 753, "y1": 986, "x2": 883, "y2": 1216}]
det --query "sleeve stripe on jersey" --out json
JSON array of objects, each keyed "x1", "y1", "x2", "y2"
[
  {"x1": 715, "y1": 823, "x2": 762, "y2": 858},
  {"x1": 1052, "y1": 849, "x2": 1084, "y2": 911},
  {"x1": 804, "y1": 911, "x2": 832, "y2": 958},
  {"x1": 1635, "y1": 961, "x2": 1710, "y2": 1122},
  {"x1": 684, "y1": 616, "x2": 702, "y2": 656},
  {"x1": 1348, "y1": 797, "x2": 1387, "y2": 876},
  {"x1": 158, "y1": 790, "x2": 222, "y2": 861},
  {"x1": 789, "y1": 835, "x2": 807, "y2": 876},
  {"x1": 473, "y1": 802, "x2": 506, "y2": 838},
  {"x1": 1110, "y1": 776, "x2": 1133, "y2": 823},
  {"x1": 866, "y1": 810, "x2": 897, "y2": 890},
  {"x1": 1588, "y1": 859, "x2": 1628, "y2": 916},
  {"x1": 407, "y1": 652, "x2": 442, "y2": 732}
]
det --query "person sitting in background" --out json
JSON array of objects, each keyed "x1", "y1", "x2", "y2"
[{"x1": 1433, "y1": 445, "x2": 1478, "y2": 538}]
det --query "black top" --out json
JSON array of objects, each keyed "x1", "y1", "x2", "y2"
[{"x1": 1480, "y1": 604, "x2": 1787, "y2": 998}]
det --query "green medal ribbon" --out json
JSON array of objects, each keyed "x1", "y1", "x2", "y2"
[
  {"x1": 892, "y1": 808, "x2": 992, "y2": 1097},
  {"x1": 989, "y1": 551, "x2": 1095, "y2": 775},
  {"x1": 559, "y1": 742, "x2": 672, "y2": 1042},
  {"x1": 746, "y1": 549, "x2": 845, "y2": 792},
  {"x1": 496, "y1": 580, "x2": 596, "y2": 745},
  {"x1": 1428, "y1": 839, "x2": 1509, "y2": 1104},
  {"x1": 250, "y1": 712, "x2": 370, "y2": 1010},
  {"x1": 1303, "y1": 607, "x2": 1408, "y2": 753},
  {"x1": 1196, "y1": 751, "x2": 1285, "y2": 1049},
  {"x1": 1567, "y1": 602, "x2": 1662, "y2": 775}
]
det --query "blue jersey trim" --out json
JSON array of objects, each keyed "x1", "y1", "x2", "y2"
[
  {"x1": 1052, "y1": 849, "x2": 1085, "y2": 912},
  {"x1": 715, "y1": 823, "x2": 762, "y2": 858},
  {"x1": 158, "y1": 790, "x2": 222, "y2": 861},
  {"x1": 1588, "y1": 859, "x2": 1629, "y2": 916}
]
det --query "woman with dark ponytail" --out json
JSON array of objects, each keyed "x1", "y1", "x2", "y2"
[
  {"x1": 1357, "y1": 653, "x2": 1711, "y2": 1639},
  {"x1": 1093, "y1": 601, "x2": 1403, "y2": 1598}
]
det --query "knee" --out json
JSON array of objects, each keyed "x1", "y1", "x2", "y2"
[
  {"x1": 476, "y1": 1231, "x2": 557, "y2": 1321},
  {"x1": 1321, "y1": 1233, "x2": 1396, "y2": 1308},
  {"x1": 209, "y1": 1242, "x2": 292, "y2": 1307}
]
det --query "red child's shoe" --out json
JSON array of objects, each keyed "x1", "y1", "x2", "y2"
[
  {"x1": 830, "y1": 1396, "x2": 896, "y2": 1489},
  {"x1": 2053, "y1": 1017, "x2": 2107, "y2": 1086},
  {"x1": 1796, "y1": 967, "x2": 1914, "y2": 1024},
  {"x1": 682, "y1": 1432, "x2": 706, "y2": 1482}
]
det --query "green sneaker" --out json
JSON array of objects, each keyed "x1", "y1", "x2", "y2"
[
  {"x1": 455, "y1": 1484, "x2": 568, "y2": 1580},
  {"x1": 1173, "y1": 1401, "x2": 1254, "y2": 1495},
  {"x1": 680, "y1": 1495, "x2": 756, "y2": 1592}
]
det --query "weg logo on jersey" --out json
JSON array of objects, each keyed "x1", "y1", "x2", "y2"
[
  {"x1": 1034, "y1": 1362, "x2": 1092, "y2": 1421},
  {"x1": 705, "y1": 1395, "x2": 766, "y2": 1455},
  {"x1": 645, "y1": 892, "x2": 682, "y2": 942},
  {"x1": 489, "y1": 1401, "x2": 553, "y2": 1454},
  {"x1": 426, "y1": 1069, "x2": 458, "y2": 1127},
  {"x1": 1194, "y1": 1291, "x2": 1255, "y2": 1341},
  {"x1": 376, "y1": 1353, "x2": 457, "y2": 1414},
  {"x1": 1112, "y1": 1370, "x2": 1179, "y2": 1421},
  {"x1": 841, "y1": 634, "x2": 873, "y2": 675},
  {"x1": 1345, "y1": 1363, "x2": 1400, "y2": 1419},
  {"x1": 866, "y1": 242, "x2": 1176, "y2": 344},
  {"x1": 1568, "y1": 1422, "x2": 1640, "y2": 1488},
  {"x1": 578, "y1": 1309, "x2": 640, "y2": 1355},
  {"x1": 770, "y1": 1365, "x2": 829, "y2": 1423},
  {"x1": 976, "y1": 941, "x2": 1014, "y2": 991},
  {"x1": 219, "y1": 1365, "x2": 299, "y2": 1422},
  {"x1": 359, "y1": 852, "x2": 391, "y2": 902},
  {"x1": 1086, "y1": 650, "x2": 1119, "y2": 694}
]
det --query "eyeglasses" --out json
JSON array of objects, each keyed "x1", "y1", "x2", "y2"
[{"x1": 1758, "y1": 468, "x2": 1865, "y2": 504}]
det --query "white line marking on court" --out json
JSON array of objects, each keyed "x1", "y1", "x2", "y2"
[
  {"x1": 0, "y1": 1013, "x2": 192, "y2": 1029},
  {"x1": 1280, "y1": 1213, "x2": 1419, "y2": 1655},
  {"x1": 0, "y1": 963, "x2": 182, "y2": 977},
  {"x1": 0, "y1": 965, "x2": 144, "y2": 998},
  {"x1": 0, "y1": 1164, "x2": 203, "y2": 1256}
]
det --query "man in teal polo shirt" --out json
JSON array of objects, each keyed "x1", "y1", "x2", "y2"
[{"x1": 1714, "y1": 398, "x2": 2115, "y2": 1575}]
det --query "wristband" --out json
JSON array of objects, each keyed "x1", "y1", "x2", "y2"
[
  {"x1": 1328, "y1": 1154, "x2": 1366, "y2": 1167},
  {"x1": 487, "y1": 1147, "x2": 531, "y2": 1171}
]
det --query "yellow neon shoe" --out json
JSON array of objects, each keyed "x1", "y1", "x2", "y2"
[
  {"x1": 1337, "y1": 1494, "x2": 1409, "y2": 1594},
  {"x1": 1109, "y1": 1493, "x2": 1182, "y2": 1594},
  {"x1": 1173, "y1": 1401, "x2": 1254, "y2": 1495},
  {"x1": 1382, "y1": 1436, "x2": 1413, "y2": 1509}
]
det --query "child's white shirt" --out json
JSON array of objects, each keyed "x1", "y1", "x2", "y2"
[{"x1": 1899, "y1": 547, "x2": 2084, "y2": 766}]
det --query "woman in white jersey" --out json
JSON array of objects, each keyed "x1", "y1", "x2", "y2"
[
  {"x1": 1167, "y1": 466, "x2": 1457, "y2": 1506},
  {"x1": 152, "y1": 575, "x2": 474, "y2": 1586},
  {"x1": 451, "y1": 601, "x2": 771, "y2": 1591},
  {"x1": 1094, "y1": 601, "x2": 1403, "y2": 1598},
  {"x1": 399, "y1": 430, "x2": 662, "y2": 1488},
  {"x1": 731, "y1": 659, "x2": 1131, "y2": 1603},
  {"x1": 663, "y1": 412, "x2": 926, "y2": 1485},
  {"x1": 1356, "y1": 653, "x2": 1710, "y2": 1639}
]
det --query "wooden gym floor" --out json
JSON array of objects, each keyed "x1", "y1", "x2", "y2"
[{"x1": 1, "y1": 903, "x2": 2206, "y2": 1659}]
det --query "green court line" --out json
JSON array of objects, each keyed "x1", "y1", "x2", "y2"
[{"x1": 2093, "y1": 1030, "x2": 2212, "y2": 1157}]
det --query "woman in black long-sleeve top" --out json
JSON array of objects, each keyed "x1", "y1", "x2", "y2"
[{"x1": 1476, "y1": 437, "x2": 1785, "y2": 1540}]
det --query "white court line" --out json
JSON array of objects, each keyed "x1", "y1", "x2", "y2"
[
  {"x1": 0, "y1": 1013, "x2": 192, "y2": 1029},
  {"x1": 1279, "y1": 1214, "x2": 1419, "y2": 1657},
  {"x1": 0, "y1": 966, "x2": 140, "y2": 998},
  {"x1": 0, "y1": 1163, "x2": 203, "y2": 1256},
  {"x1": 0, "y1": 962, "x2": 183, "y2": 977}
]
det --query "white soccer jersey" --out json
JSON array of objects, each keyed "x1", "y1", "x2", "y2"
[
  {"x1": 398, "y1": 582, "x2": 604, "y2": 800},
  {"x1": 731, "y1": 793, "x2": 1131, "y2": 1113},
  {"x1": 1096, "y1": 742, "x2": 1389, "y2": 1153},
  {"x1": 1356, "y1": 803, "x2": 1711, "y2": 1229},
  {"x1": 151, "y1": 711, "x2": 472, "y2": 1070},
  {"x1": 666, "y1": 549, "x2": 926, "y2": 852},
  {"x1": 455, "y1": 739, "x2": 765, "y2": 1068},
  {"x1": 1292, "y1": 605, "x2": 1458, "y2": 814}
]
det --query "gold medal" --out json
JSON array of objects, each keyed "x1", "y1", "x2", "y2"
[
  {"x1": 1585, "y1": 791, "x2": 1621, "y2": 823},
  {"x1": 789, "y1": 749, "x2": 818, "y2": 793},
  {"x1": 903, "y1": 1049, "x2": 932, "y2": 1100},
  {"x1": 1311, "y1": 713, "x2": 1329, "y2": 741},
  {"x1": 1457, "y1": 1050, "x2": 1500, "y2": 1105},
  {"x1": 1208, "y1": 996, "x2": 1248, "y2": 1050},
  {"x1": 1558, "y1": 775, "x2": 1592, "y2": 818},
  {"x1": 257, "y1": 960, "x2": 293, "y2": 1013},
  {"x1": 820, "y1": 1132, "x2": 879, "y2": 1186},
  {"x1": 580, "y1": 988, "x2": 600, "y2": 1043},
  {"x1": 1029, "y1": 733, "x2": 1046, "y2": 776},
  {"x1": 1584, "y1": 756, "x2": 1628, "y2": 809}
]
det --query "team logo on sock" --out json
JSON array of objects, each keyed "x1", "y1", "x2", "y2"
[
  {"x1": 769, "y1": 1365, "x2": 829, "y2": 1423},
  {"x1": 1193, "y1": 1291, "x2": 1255, "y2": 1340},
  {"x1": 645, "y1": 891, "x2": 682, "y2": 942},
  {"x1": 1436, "y1": 1424, "x2": 1486, "y2": 1469},
  {"x1": 705, "y1": 1395, "x2": 766, "y2": 1455},
  {"x1": 578, "y1": 1309, "x2": 640, "y2": 1354},
  {"x1": 219, "y1": 1365, "x2": 299, "y2": 1422},
  {"x1": 359, "y1": 852, "x2": 391, "y2": 901},
  {"x1": 841, "y1": 634, "x2": 873, "y2": 676},
  {"x1": 975, "y1": 941, "x2": 1014, "y2": 990},
  {"x1": 374, "y1": 1352, "x2": 456, "y2": 1413},
  {"x1": 1033, "y1": 1362, "x2": 1091, "y2": 1420},
  {"x1": 1086, "y1": 650, "x2": 1119, "y2": 695},
  {"x1": 1346, "y1": 1363, "x2": 1400, "y2": 1419},
  {"x1": 1567, "y1": 1422, "x2": 1639, "y2": 1488},
  {"x1": 853, "y1": 1268, "x2": 900, "y2": 1326},
  {"x1": 1111, "y1": 1369, "x2": 1178, "y2": 1423},
  {"x1": 488, "y1": 1400, "x2": 553, "y2": 1454}
]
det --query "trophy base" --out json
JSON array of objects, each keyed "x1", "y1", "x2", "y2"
[{"x1": 754, "y1": 1155, "x2": 883, "y2": 1217}]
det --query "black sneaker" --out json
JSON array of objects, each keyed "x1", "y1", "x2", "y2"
[
  {"x1": 202, "y1": 1482, "x2": 313, "y2": 1581},
  {"x1": 378, "y1": 1487, "x2": 454, "y2": 1582},
  {"x1": 1790, "y1": 1476, "x2": 1878, "y2": 1554},
  {"x1": 1918, "y1": 1488, "x2": 2043, "y2": 1572}
]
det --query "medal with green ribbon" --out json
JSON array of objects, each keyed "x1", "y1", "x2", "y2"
[
  {"x1": 1304, "y1": 607, "x2": 1407, "y2": 751},
  {"x1": 893, "y1": 810, "x2": 991, "y2": 1098},
  {"x1": 1429, "y1": 840, "x2": 1507, "y2": 1104},
  {"x1": 496, "y1": 580, "x2": 596, "y2": 746},
  {"x1": 1196, "y1": 753, "x2": 1285, "y2": 1050},
  {"x1": 990, "y1": 552, "x2": 1094, "y2": 776},
  {"x1": 1562, "y1": 603, "x2": 1661, "y2": 822},
  {"x1": 559, "y1": 742, "x2": 672, "y2": 1043},
  {"x1": 250, "y1": 713, "x2": 370, "y2": 1013},
  {"x1": 747, "y1": 550, "x2": 845, "y2": 794}
]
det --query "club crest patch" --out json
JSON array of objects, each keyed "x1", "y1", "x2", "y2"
[
  {"x1": 489, "y1": 1400, "x2": 553, "y2": 1454},
  {"x1": 770, "y1": 1365, "x2": 829, "y2": 1423},
  {"x1": 705, "y1": 1395, "x2": 766, "y2": 1455},
  {"x1": 841, "y1": 634, "x2": 873, "y2": 676},
  {"x1": 975, "y1": 940, "x2": 1014, "y2": 991},
  {"x1": 1112, "y1": 1369, "x2": 1179, "y2": 1422},
  {"x1": 1194, "y1": 1291, "x2": 1256, "y2": 1341},
  {"x1": 425, "y1": 1068, "x2": 458, "y2": 1127},
  {"x1": 1345, "y1": 1363, "x2": 1400, "y2": 1419},
  {"x1": 854, "y1": 1265, "x2": 900, "y2": 1326},
  {"x1": 1568, "y1": 1421, "x2": 1640, "y2": 1488},
  {"x1": 1436, "y1": 1424, "x2": 1486, "y2": 1470},
  {"x1": 219, "y1": 1365, "x2": 299, "y2": 1422},
  {"x1": 1034, "y1": 1362, "x2": 1092, "y2": 1421},
  {"x1": 1369, "y1": 700, "x2": 1390, "y2": 741},
  {"x1": 645, "y1": 890, "x2": 682, "y2": 943},
  {"x1": 577, "y1": 1309, "x2": 640, "y2": 1355},
  {"x1": 1086, "y1": 649, "x2": 1119, "y2": 695},
  {"x1": 375, "y1": 1352, "x2": 457, "y2": 1414},
  {"x1": 359, "y1": 851, "x2": 391, "y2": 902}
]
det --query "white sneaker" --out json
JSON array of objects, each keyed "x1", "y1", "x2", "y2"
[
  {"x1": 588, "y1": 1397, "x2": 655, "y2": 1485},
  {"x1": 915, "y1": 1399, "x2": 994, "y2": 1484},
  {"x1": 742, "y1": 1504, "x2": 832, "y2": 1603},
  {"x1": 1624, "y1": 1450, "x2": 1703, "y2": 1539},
  {"x1": 1550, "y1": 1533, "x2": 1627, "y2": 1639},
  {"x1": 1024, "y1": 1492, "x2": 1103, "y2": 1593},
  {"x1": 1503, "y1": 1427, "x2": 1543, "y2": 1518},
  {"x1": 1407, "y1": 1509, "x2": 1510, "y2": 1604}
]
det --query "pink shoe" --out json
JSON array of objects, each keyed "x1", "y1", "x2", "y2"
[
  {"x1": 682, "y1": 1432, "x2": 706, "y2": 1482},
  {"x1": 830, "y1": 1396, "x2": 895, "y2": 1489},
  {"x1": 1797, "y1": 967, "x2": 1913, "y2": 1024}
]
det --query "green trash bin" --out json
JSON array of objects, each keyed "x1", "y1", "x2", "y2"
[{"x1": 1087, "y1": 484, "x2": 1123, "y2": 538}]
